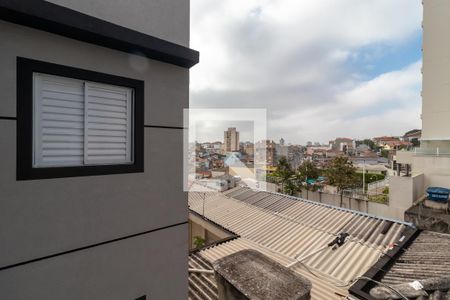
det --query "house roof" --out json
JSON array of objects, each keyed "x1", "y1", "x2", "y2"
[
  {"x1": 372, "y1": 230, "x2": 450, "y2": 299},
  {"x1": 188, "y1": 253, "x2": 218, "y2": 300},
  {"x1": 403, "y1": 129, "x2": 422, "y2": 138},
  {"x1": 188, "y1": 186, "x2": 413, "y2": 299}
]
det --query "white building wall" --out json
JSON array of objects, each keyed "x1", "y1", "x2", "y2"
[{"x1": 421, "y1": 0, "x2": 450, "y2": 142}]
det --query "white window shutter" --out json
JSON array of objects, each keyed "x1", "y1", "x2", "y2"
[
  {"x1": 84, "y1": 82, "x2": 133, "y2": 165},
  {"x1": 33, "y1": 73, "x2": 85, "y2": 167}
]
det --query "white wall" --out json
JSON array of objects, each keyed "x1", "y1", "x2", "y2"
[{"x1": 422, "y1": 0, "x2": 450, "y2": 140}]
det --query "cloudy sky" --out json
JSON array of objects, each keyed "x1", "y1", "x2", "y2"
[{"x1": 190, "y1": 0, "x2": 422, "y2": 145}]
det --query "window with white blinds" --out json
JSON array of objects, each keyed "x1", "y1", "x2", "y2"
[{"x1": 33, "y1": 73, "x2": 134, "y2": 167}]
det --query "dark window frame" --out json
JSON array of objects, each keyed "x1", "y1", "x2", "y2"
[{"x1": 17, "y1": 57, "x2": 144, "y2": 180}]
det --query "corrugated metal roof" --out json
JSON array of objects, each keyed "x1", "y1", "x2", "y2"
[
  {"x1": 188, "y1": 186, "x2": 412, "y2": 300},
  {"x1": 374, "y1": 230, "x2": 450, "y2": 300},
  {"x1": 199, "y1": 237, "x2": 348, "y2": 300},
  {"x1": 188, "y1": 254, "x2": 218, "y2": 300},
  {"x1": 382, "y1": 231, "x2": 450, "y2": 285}
]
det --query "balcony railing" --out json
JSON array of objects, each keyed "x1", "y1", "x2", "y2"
[{"x1": 412, "y1": 147, "x2": 450, "y2": 156}]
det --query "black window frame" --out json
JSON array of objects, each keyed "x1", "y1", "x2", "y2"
[{"x1": 17, "y1": 57, "x2": 144, "y2": 180}]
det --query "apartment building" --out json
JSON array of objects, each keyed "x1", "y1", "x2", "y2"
[
  {"x1": 0, "y1": 1, "x2": 198, "y2": 299},
  {"x1": 392, "y1": 0, "x2": 450, "y2": 217},
  {"x1": 223, "y1": 127, "x2": 239, "y2": 152}
]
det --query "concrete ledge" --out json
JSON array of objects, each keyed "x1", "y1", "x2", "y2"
[{"x1": 213, "y1": 249, "x2": 311, "y2": 300}]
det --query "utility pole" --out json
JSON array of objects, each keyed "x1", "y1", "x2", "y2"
[
  {"x1": 362, "y1": 160, "x2": 366, "y2": 194},
  {"x1": 202, "y1": 192, "x2": 206, "y2": 217}
]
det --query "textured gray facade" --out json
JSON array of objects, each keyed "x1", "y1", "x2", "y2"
[{"x1": 0, "y1": 0, "x2": 195, "y2": 299}]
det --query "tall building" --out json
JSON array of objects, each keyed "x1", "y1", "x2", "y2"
[
  {"x1": 0, "y1": 1, "x2": 198, "y2": 299},
  {"x1": 224, "y1": 127, "x2": 240, "y2": 152},
  {"x1": 392, "y1": 0, "x2": 450, "y2": 219}
]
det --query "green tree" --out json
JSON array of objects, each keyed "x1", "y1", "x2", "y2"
[
  {"x1": 297, "y1": 160, "x2": 319, "y2": 181},
  {"x1": 325, "y1": 156, "x2": 359, "y2": 206},
  {"x1": 411, "y1": 138, "x2": 420, "y2": 147},
  {"x1": 356, "y1": 139, "x2": 376, "y2": 150},
  {"x1": 193, "y1": 236, "x2": 206, "y2": 248},
  {"x1": 271, "y1": 157, "x2": 299, "y2": 195}
]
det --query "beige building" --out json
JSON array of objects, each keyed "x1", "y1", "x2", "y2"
[
  {"x1": 223, "y1": 127, "x2": 239, "y2": 152},
  {"x1": 392, "y1": 0, "x2": 450, "y2": 216}
]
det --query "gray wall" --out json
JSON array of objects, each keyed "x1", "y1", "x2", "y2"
[
  {"x1": 298, "y1": 189, "x2": 409, "y2": 221},
  {"x1": 0, "y1": 224, "x2": 188, "y2": 300},
  {"x1": 0, "y1": 20, "x2": 188, "y2": 128},
  {"x1": 46, "y1": 0, "x2": 190, "y2": 47},
  {"x1": 0, "y1": 1, "x2": 189, "y2": 297}
]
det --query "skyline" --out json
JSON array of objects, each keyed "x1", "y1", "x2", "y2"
[
  {"x1": 194, "y1": 123, "x2": 418, "y2": 145},
  {"x1": 190, "y1": 0, "x2": 422, "y2": 144}
]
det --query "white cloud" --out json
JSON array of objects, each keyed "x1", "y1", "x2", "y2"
[
  {"x1": 270, "y1": 61, "x2": 422, "y2": 141},
  {"x1": 190, "y1": 0, "x2": 422, "y2": 144}
]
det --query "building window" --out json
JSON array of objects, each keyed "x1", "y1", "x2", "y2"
[
  {"x1": 33, "y1": 73, "x2": 134, "y2": 167},
  {"x1": 17, "y1": 58, "x2": 144, "y2": 180}
]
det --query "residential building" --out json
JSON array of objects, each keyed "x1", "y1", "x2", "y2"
[
  {"x1": 255, "y1": 140, "x2": 277, "y2": 166},
  {"x1": 330, "y1": 137, "x2": 355, "y2": 154},
  {"x1": 306, "y1": 145, "x2": 329, "y2": 157},
  {"x1": 392, "y1": 0, "x2": 450, "y2": 228},
  {"x1": 242, "y1": 141, "x2": 254, "y2": 156},
  {"x1": 223, "y1": 127, "x2": 239, "y2": 152},
  {"x1": 0, "y1": 1, "x2": 198, "y2": 299},
  {"x1": 373, "y1": 136, "x2": 410, "y2": 150},
  {"x1": 403, "y1": 129, "x2": 421, "y2": 146},
  {"x1": 201, "y1": 141, "x2": 223, "y2": 154},
  {"x1": 288, "y1": 144, "x2": 304, "y2": 169},
  {"x1": 275, "y1": 141, "x2": 289, "y2": 160}
]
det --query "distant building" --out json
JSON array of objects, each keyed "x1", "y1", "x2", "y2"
[
  {"x1": 202, "y1": 141, "x2": 223, "y2": 154},
  {"x1": 306, "y1": 145, "x2": 329, "y2": 156},
  {"x1": 275, "y1": 140, "x2": 289, "y2": 160},
  {"x1": 403, "y1": 129, "x2": 421, "y2": 147},
  {"x1": 329, "y1": 137, "x2": 355, "y2": 154},
  {"x1": 288, "y1": 145, "x2": 304, "y2": 169},
  {"x1": 224, "y1": 127, "x2": 240, "y2": 152},
  {"x1": 255, "y1": 140, "x2": 277, "y2": 166},
  {"x1": 242, "y1": 142, "x2": 254, "y2": 156}
]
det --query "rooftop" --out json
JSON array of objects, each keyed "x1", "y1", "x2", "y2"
[
  {"x1": 367, "y1": 230, "x2": 450, "y2": 299},
  {"x1": 188, "y1": 186, "x2": 413, "y2": 299}
]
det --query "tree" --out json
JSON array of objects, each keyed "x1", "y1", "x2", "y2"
[
  {"x1": 297, "y1": 160, "x2": 319, "y2": 181},
  {"x1": 193, "y1": 236, "x2": 206, "y2": 248},
  {"x1": 411, "y1": 138, "x2": 420, "y2": 147},
  {"x1": 325, "y1": 156, "x2": 359, "y2": 206},
  {"x1": 356, "y1": 139, "x2": 376, "y2": 150},
  {"x1": 271, "y1": 157, "x2": 299, "y2": 195}
]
